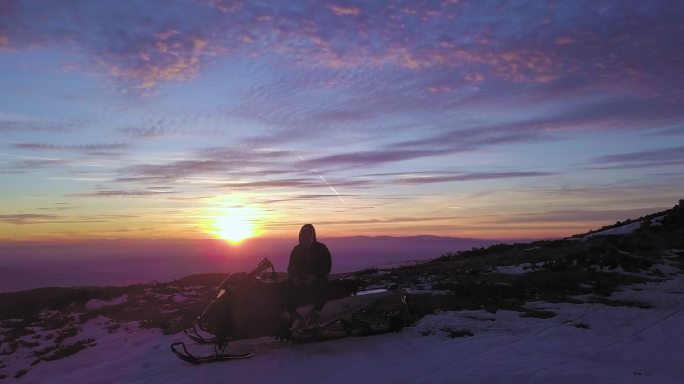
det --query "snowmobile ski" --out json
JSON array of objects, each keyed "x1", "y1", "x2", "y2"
[
  {"x1": 170, "y1": 342, "x2": 253, "y2": 364},
  {"x1": 183, "y1": 324, "x2": 219, "y2": 345}
]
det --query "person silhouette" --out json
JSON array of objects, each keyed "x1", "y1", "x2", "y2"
[{"x1": 281, "y1": 224, "x2": 332, "y2": 327}]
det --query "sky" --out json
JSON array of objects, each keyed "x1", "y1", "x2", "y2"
[{"x1": 1, "y1": 0, "x2": 683, "y2": 242}]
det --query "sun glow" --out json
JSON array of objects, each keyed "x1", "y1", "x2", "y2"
[
  {"x1": 213, "y1": 214, "x2": 253, "y2": 244},
  {"x1": 205, "y1": 204, "x2": 264, "y2": 244}
]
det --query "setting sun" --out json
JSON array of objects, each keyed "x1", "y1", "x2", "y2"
[
  {"x1": 213, "y1": 214, "x2": 253, "y2": 244},
  {"x1": 205, "y1": 205, "x2": 264, "y2": 244}
]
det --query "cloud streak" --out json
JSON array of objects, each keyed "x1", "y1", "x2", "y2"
[
  {"x1": 12, "y1": 143, "x2": 129, "y2": 151},
  {"x1": 68, "y1": 189, "x2": 176, "y2": 198},
  {"x1": 213, "y1": 177, "x2": 372, "y2": 190},
  {"x1": 391, "y1": 171, "x2": 557, "y2": 185},
  {"x1": 491, "y1": 207, "x2": 666, "y2": 225},
  {"x1": 0, "y1": 113, "x2": 87, "y2": 133},
  {"x1": 117, "y1": 151, "x2": 297, "y2": 184},
  {"x1": 0, "y1": 213, "x2": 127, "y2": 225},
  {"x1": 588, "y1": 146, "x2": 684, "y2": 170},
  {"x1": 0, "y1": 213, "x2": 60, "y2": 225}
]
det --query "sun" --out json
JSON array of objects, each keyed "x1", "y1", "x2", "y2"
[
  {"x1": 203, "y1": 196, "x2": 268, "y2": 244},
  {"x1": 206, "y1": 206, "x2": 261, "y2": 244},
  {"x1": 214, "y1": 215, "x2": 253, "y2": 244}
]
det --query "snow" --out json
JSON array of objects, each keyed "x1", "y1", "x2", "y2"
[
  {"x1": 5, "y1": 271, "x2": 684, "y2": 383},
  {"x1": 171, "y1": 294, "x2": 187, "y2": 303},
  {"x1": 405, "y1": 288, "x2": 451, "y2": 295},
  {"x1": 650, "y1": 263, "x2": 681, "y2": 276},
  {"x1": 650, "y1": 215, "x2": 666, "y2": 226},
  {"x1": 357, "y1": 288, "x2": 388, "y2": 296},
  {"x1": 579, "y1": 215, "x2": 666, "y2": 239},
  {"x1": 374, "y1": 259, "x2": 427, "y2": 268},
  {"x1": 492, "y1": 263, "x2": 538, "y2": 274},
  {"x1": 85, "y1": 295, "x2": 129, "y2": 310},
  {"x1": 584, "y1": 222, "x2": 641, "y2": 238}
]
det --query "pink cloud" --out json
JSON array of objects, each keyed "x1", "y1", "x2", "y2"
[
  {"x1": 427, "y1": 85, "x2": 452, "y2": 93},
  {"x1": 464, "y1": 73, "x2": 485, "y2": 83},
  {"x1": 13, "y1": 142, "x2": 128, "y2": 151},
  {"x1": 208, "y1": 0, "x2": 242, "y2": 13},
  {"x1": 0, "y1": 0, "x2": 681, "y2": 96},
  {"x1": 554, "y1": 36, "x2": 575, "y2": 45},
  {"x1": 328, "y1": 4, "x2": 360, "y2": 16},
  {"x1": 98, "y1": 36, "x2": 211, "y2": 90}
]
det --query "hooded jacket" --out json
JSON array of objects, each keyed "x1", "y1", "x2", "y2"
[{"x1": 287, "y1": 224, "x2": 332, "y2": 280}]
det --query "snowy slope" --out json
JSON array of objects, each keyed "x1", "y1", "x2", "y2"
[
  {"x1": 583, "y1": 215, "x2": 666, "y2": 239},
  {"x1": 584, "y1": 221, "x2": 643, "y2": 238},
  {"x1": 4, "y1": 266, "x2": 683, "y2": 383}
]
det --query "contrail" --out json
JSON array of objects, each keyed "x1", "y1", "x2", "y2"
[
  {"x1": 299, "y1": 154, "x2": 345, "y2": 205},
  {"x1": 319, "y1": 175, "x2": 345, "y2": 204}
]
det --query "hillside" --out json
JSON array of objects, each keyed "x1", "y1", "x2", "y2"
[{"x1": 0, "y1": 201, "x2": 683, "y2": 382}]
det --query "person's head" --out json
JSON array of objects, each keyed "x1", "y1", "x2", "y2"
[{"x1": 298, "y1": 224, "x2": 315, "y2": 246}]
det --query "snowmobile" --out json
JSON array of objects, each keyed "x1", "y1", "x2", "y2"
[{"x1": 171, "y1": 258, "x2": 412, "y2": 364}]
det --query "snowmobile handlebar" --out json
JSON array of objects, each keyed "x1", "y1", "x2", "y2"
[
  {"x1": 216, "y1": 258, "x2": 278, "y2": 297},
  {"x1": 251, "y1": 257, "x2": 277, "y2": 281}
]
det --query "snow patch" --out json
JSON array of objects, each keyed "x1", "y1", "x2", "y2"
[
  {"x1": 356, "y1": 288, "x2": 387, "y2": 296},
  {"x1": 650, "y1": 215, "x2": 666, "y2": 226},
  {"x1": 493, "y1": 263, "x2": 538, "y2": 274},
  {"x1": 85, "y1": 295, "x2": 128, "y2": 310},
  {"x1": 171, "y1": 293, "x2": 187, "y2": 303},
  {"x1": 584, "y1": 221, "x2": 642, "y2": 238},
  {"x1": 405, "y1": 288, "x2": 451, "y2": 295}
]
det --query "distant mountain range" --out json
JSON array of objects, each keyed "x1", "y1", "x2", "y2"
[
  {"x1": 2, "y1": 200, "x2": 682, "y2": 293},
  {"x1": 0, "y1": 235, "x2": 515, "y2": 292}
]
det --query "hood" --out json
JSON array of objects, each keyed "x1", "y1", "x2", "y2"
[{"x1": 299, "y1": 223, "x2": 316, "y2": 246}]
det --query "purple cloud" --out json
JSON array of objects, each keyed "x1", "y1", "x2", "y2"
[
  {"x1": 12, "y1": 143, "x2": 129, "y2": 151},
  {"x1": 391, "y1": 171, "x2": 557, "y2": 185},
  {"x1": 69, "y1": 189, "x2": 176, "y2": 198},
  {"x1": 1, "y1": 0, "x2": 682, "y2": 94},
  {"x1": 118, "y1": 126, "x2": 173, "y2": 139},
  {"x1": 648, "y1": 126, "x2": 684, "y2": 137},
  {"x1": 587, "y1": 146, "x2": 684, "y2": 170},
  {"x1": 0, "y1": 213, "x2": 116, "y2": 225},
  {"x1": 492, "y1": 207, "x2": 667, "y2": 224},
  {"x1": 116, "y1": 146, "x2": 299, "y2": 184},
  {"x1": 251, "y1": 194, "x2": 357, "y2": 204},
  {"x1": 394, "y1": 96, "x2": 684, "y2": 150},
  {"x1": 304, "y1": 149, "x2": 452, "y2": 168},
  {"x1": 0, "y1": 213, "x2": 60, "y2": 225},
  {"x1": 0, "y1": 157, "x2": 67, "y2": 175},
  {"x1": 213, "y1": 178, "x2": 372, "y2": 190},
  {"x1": 593, "y1": 146, "x2": 684, "y2": 164},
  {"x1": 0, "y1": 114, "x2": 87, "y2": 133}
]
